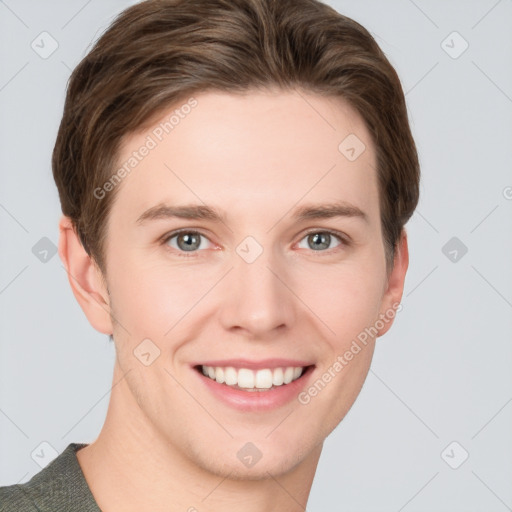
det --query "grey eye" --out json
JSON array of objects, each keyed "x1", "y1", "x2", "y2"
[
  {"x1": 297, "y1": 232, "x2": 342, "y2": 251},
  {"x1": 167, "y1": 232, "x2": 211, "y2": 252}
]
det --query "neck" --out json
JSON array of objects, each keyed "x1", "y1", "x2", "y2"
[{"x1": 76, "y1": 363, "x2": 322, "y2": 512}]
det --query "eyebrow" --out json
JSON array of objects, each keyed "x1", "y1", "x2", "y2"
[
  {"x1": 292, "y1": 202, "x2": 368, "y2": 223},
  {"x1": 136, "y1": 201, "x2": 368, "y2": 225},
  {"x1": 136, "y1": 204, "x2": 226, "y2": 224}
]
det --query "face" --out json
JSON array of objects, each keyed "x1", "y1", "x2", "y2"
[{"x1": 96, "y1": 89, "x2": 404, "y2": 478}]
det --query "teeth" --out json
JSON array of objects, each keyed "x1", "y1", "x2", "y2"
[
  {"x1": 283, "y1": 367, "x2": 294, "y2": 384},
  {"x1": 215, "y1": 367, "x2": 225, "y2": 384},
  {"x1": 201, "y1": 365, "x2": 305, "y2": 390},
  {"x1": 225, "y1": 367, "x2": 237, "y2": 386},
  {"x1": 238, "y1": 369, "x2": 254, "y2": 389},
  {"x1": 272, "y1": 367, "x2": 284, "y2": 386},
  {"x1": 255, "y1": 369, "x2": 273, "y2": 389}
]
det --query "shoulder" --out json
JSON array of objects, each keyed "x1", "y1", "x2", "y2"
[
  {"x1": 0, "y1": 483, "x2": 39, "y2": 511},
  {"x1": 0, "y1": 443, "x2": 99, "y2": 512}
]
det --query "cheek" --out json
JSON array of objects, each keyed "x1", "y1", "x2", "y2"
[
  {"x1": 107, "y1": 255, "x2": 223, "y2": 337},
  {"x1": 292, "y1": 258, "x2": 386, "y2": 345}
]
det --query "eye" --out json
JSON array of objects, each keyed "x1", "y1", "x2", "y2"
[
  {"x1": 297, "y1": 231, "x2": 344, "y2": 251},
  {"x1": 163, "y1": 230, "x2": 214, "y2": 253}
]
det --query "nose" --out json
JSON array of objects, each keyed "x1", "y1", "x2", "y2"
[{"x1": 218, "y1": 247, "x2": 296, "y2": 339}]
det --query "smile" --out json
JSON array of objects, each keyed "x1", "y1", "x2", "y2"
[
  {"x1": 193, "y1": 360, "x2": 315, "y2": 411},
  {"x1": 200, "y1": 365, "x2": 305, "y2": 391}
]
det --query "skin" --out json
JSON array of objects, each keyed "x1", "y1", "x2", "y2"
[{"x1": 59, "y1": 88, "x2": 408, "y2": 512}]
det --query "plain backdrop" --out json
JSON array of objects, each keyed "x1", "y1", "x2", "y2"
[{"x1": 1, "y1": 1, "x2": 511, "y2": 510}]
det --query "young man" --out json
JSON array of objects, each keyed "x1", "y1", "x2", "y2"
[{"x1": 0, "y1": 0, "x2": 419, "y2": 510}]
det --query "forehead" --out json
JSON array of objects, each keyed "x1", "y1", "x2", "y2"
[{"x1": 109, "y1": 89, "x2": 378, "y2": 226}]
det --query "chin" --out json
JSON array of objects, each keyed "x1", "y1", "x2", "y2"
[{"x1": 187, "y1": 435, "x2": 320, "y2": 481}]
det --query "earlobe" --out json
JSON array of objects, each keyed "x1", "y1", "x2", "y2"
[
  {"x1": 58, "y1": 215, "x2": 113, "y2": 335},
  {"x1": 376, "y1": 229, "x2": 409, "y2": 337}
]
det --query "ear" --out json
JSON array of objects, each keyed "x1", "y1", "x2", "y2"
[
  {"x1": 376, "y1": 229, "x2": 409, "y2": 337},
  {"x1": 58, "y1": 215, "x2": 113, "y2": 335}
]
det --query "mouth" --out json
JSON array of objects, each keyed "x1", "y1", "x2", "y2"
[
  {"x1": 192, "y1": 360, "x2": 315, "y2": 411},
  {"x1": 195, "y1": 364, "x2": 311, "y2": 391}
]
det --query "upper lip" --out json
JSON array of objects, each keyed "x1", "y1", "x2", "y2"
[{"x1": 193, "y1": 359, "x2": 314, "y2": 370}]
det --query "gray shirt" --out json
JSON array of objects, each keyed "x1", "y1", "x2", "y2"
[{"x1": 0, "y1": 443, "x2": 101, "y2": 511}]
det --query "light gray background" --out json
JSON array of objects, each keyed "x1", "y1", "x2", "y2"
[{"x1": 1, "y1": 0, "x2": 511, "y2": 510}]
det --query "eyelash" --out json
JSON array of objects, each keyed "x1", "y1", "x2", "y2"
[{"x1": 160, "y1": 228, "x2": 350, "y2": 258}]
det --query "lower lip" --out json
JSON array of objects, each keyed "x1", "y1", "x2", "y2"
[{"x1": 195, "y1": 366, "x2": 315, "y2": 412}]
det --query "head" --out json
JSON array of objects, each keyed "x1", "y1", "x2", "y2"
[{"x1": 54, "y1": 0, "x2": 419, "y2": 480}]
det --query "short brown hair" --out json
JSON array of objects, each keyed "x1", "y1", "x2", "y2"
[{"x1": 52, "y1": 0, "x2": 420, "y2": 274}]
